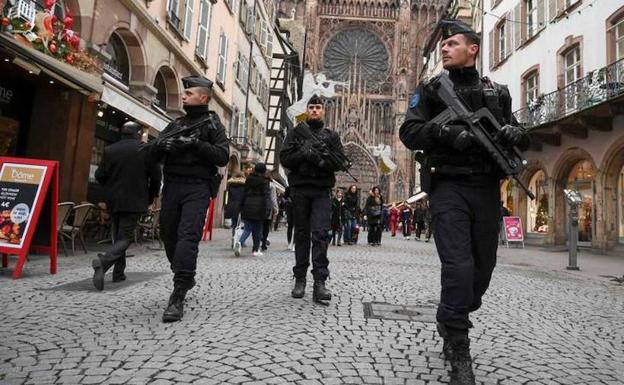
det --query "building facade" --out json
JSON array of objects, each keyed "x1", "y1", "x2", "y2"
[
  {"x1": 276, "y1": 0, "x2": 448, "y2": 203},
  {"x1": 483, "y1": 0, "x2": 624, "y2": 252}
]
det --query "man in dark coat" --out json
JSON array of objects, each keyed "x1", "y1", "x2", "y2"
[
  {"x1": 150, "y1": 75, "x2": 230, "y2": 322},
  {"x1": 92, "y1": 121, "x2": 161, "y2": 291},
  {"x1": 279, "y1": 95, "x2": 346, "y2": 305},
  {"x1": 399, "y1": 19, "x2": 529, "y2": 385}
]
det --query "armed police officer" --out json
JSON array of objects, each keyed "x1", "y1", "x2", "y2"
[
  {"x1": 279, "y1": 95, "x2": 346, "y2": 305},
  {"x1": 151, "y1": 75, "x2": 229, "y2": 322},
  {"x1": 399, "y1": 20, "x2": 529, "y2": 385}
]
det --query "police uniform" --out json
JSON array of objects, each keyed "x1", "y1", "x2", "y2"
[
  {"x1": 279, "y1": 95, "x2": 346, "y2": 304},
  {"x1": 399, "y1": 19, "x2": 529, "y2": 384},
  {"x1": 152, "y1": 75, "x2": 230, "y2": 322}
]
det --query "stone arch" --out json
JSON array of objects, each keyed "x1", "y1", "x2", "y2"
[
  {"x1": 336, "y1": 141, "x2": 379, "y2": 206},
  {"x1": 104, "y1": 27, "x2": 148, "y2": 86},
  {"x1": 228, "y1": 154, "x2": 241, "y2": 176},
  {"x1": 598, "y1": 134, "x2": 624, "y2": 248},
  {"x1": 152, "y1": 65, "x2": 181, "y2": 112},
  {"x1": 551, "y1": 147, "x2": 597, "y2": 245}
]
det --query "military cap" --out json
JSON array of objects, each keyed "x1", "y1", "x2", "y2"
[
  {"x1": 307, "y1": 94, "x2": 324, "y2": 106},
  {"x1": 182, "y1": 75, "x2": 214, "y2": 90},
  {"x1": 440, "y1": 19, "x2": 480, "y2": 44}
]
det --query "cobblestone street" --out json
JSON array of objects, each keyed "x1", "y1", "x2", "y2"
[{"x1": 0, "y1": 229, "x2": 623, "y2": 385}]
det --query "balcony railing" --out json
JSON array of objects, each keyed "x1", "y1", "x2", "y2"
[{"x1": 514, "y1": 58, "x2": 624, "y2": 129}]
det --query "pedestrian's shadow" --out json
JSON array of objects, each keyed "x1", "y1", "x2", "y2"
[{"x1": 38, "y1": 272, "x2": 167, "y2": 292}]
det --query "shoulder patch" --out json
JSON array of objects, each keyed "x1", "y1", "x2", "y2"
[{"x1": 409, "y1": 93, "x2": 420, "y2": 109}]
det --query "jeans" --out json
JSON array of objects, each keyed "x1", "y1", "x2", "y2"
[
  {"x1": 343, "y1": 217, "x2": 357, "y2": 243},
  {"x1": 240, "y1": 219, "x2": 263, "y2": 252}
]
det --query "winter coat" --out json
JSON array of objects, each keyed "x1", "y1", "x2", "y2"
[
  {"x1": 95, "y1": 138, "x2": 161, "y2": 214},
  {"x1": 344, "y1": 191, "x2": 360, "y2": 219},
  {"x1": 331, "y1": 197, "x2": 345, "y2": 229},
  {"x1": 224, "y1": 176, "x2": 246, "y2": 219},
  {"x1": 241, "y1": 172, "x2": 270, "y2": 221},
  {"x1": 364, "y1": 195, "x2": 384, "y2": 225},
  {"x1": 389, "y1": 207, "x2": 399, "y2": 225}
]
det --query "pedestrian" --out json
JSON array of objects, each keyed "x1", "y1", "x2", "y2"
[
  {"x1": 364, "y1": 186, "x2": 384, "y2": 246},
  {"x1": 343, "y1": 185, "x2": 359, "y2": 245},
  {"x1": 224, "y1": 171, "x2": 246, "y2": 248},
  {"x1": 284, "y1": 186, "x2": 295, "y2": 250},
  {"x1": 389, "y1": 203, "x2": 399, "y2": 237},
  {"x1": 331, "y1": 189, "x2": 344, "y2": 246},
  {"x1": 274, "y1": 192, "x2": 284, "y2": 231},
  {"x1": 91, "y1": 121, "x2": 161, "y2": 291},
  {"x1": 424, "y1": 200, "x2": 433, "y2": 242},
  {"x1": 239, "y1": 163, "x2": 270, "y2": 257},
  {"x1": 261, "y1": 173, "x2": 278, "y2": 251},
  {"x1": 413, "y1": 201, "x2": 426, "y2": 240},
  {"x1": 279, "y1": 94, "x2": 346, "y2": 305},
  {"x1": 150, "y1": 75, "x2": 230, "y2": 323},
  {"x1": 399, "y1": 19, "x2": 529, "y2": 384},
  {"x1": 400, "y1": 202, "x2": 413, "y2": 239},
  {"x1": 382, "y1": 205, "x2": 390, "y2": 232}
]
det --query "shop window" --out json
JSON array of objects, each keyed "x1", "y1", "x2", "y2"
[
  {"x1": 104, "y1": 32, "x2": 130, "y2": 85},
  {"x1": 153, "y1": 71, "x2": 167, "y2": 109},
  {"x1": 567, "y1": 160, "x2": 594, "y2": 243},
  {"x1": 527, "y1": 170, "x2": 548, "y2": 233}
]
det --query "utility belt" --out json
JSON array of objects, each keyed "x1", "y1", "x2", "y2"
[{"x1": 430, "y1": 165, "x2": 493, "y2": 176}]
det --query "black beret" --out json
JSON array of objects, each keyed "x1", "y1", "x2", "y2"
[
  {"x1": 182, "y1": 75, "x2": 214, "y2": 89},
  {"x1": 307, "y1": 94, "x2": 324, "y2": 106},
  {"x1": 440, "y1": 19, "x2": 480, "y2": 43}
]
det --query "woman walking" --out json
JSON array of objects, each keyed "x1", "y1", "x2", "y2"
[
  {"x1": 331, "y1": 189, "x2": 345, "y2": 246},
  {"x1": 238, "y1": 163, "x2": 270, "y2": 256},
  {"x1": 389, "y1": 203, "x2": 399, "y2": 237},
  {"x1": 224, "y1": 171, "x2": 246, "y2": 248},
  {"x1": 365, "y1": 186, "x2": 384, "y2": 246},
  {"x1": 343, "y1": 185, "x2": 360, "y2": 245}
]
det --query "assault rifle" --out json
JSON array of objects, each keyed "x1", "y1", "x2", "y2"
[
  {"x1": 295, "y1": 122, "x2": 358, "y2": 182},
  {"x1": 139, "y1": 117, "x2": 216, "y2": 151},
  {"x1": 429, "y1": 73, "x2": 535, "y2": 200}
]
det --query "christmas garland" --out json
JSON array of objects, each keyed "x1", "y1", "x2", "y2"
[{"x1": 1, "y1": 0, "x2": 100, "y2": 74}]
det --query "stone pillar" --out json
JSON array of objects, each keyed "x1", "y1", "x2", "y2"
[
  {"x1": 544, "y1": 177, "x2": 556, "y2": 246},
  {"x1": 593, "y1": 169, "x2": 607, "y2": 252}
]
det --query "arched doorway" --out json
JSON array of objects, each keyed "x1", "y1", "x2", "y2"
[
  {"x1": 526, "y1": 170, "x2": 548, "y2": 233},
  {"x1": 567, "y1": 160, "x2": 594, "y2": 244},
  {"x1": 618, "y1": 165, "x2": 624, "y2": 244},
  {"x1": 600, "y1": 138, "x2": 624, "y2": 248},
  {"x1": 499, "y1": 179, "x2": 514, "y2": 214},
  {"x1": 152, "y1": 66, "x2": 180, "y2": 112}
]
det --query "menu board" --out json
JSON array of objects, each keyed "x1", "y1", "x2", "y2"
[
  {"x1": 0, "y1": 163, "x2": 47, "y2": 248},
  {"x1": 503, "y1": 216, "x2": 524, "y2": 242}
]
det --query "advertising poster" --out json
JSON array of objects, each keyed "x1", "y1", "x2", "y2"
[
  {"x1": 0, "y1": 163, "x2": 47, "y2": 249},
  {"x1": 503, "y1": 216, "x2": 524, "y2": 242}
]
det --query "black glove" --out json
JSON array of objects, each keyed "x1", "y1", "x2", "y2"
[
  {"x1": 301, "y1": 142, "x2": 322, "y2": 165},
  {"x1": 174, "y1": 136, "x2": 199, "y2": 149},
  {"x1": 494, "y1": 125, "x2": 524, "y2": 147},
  {"x1": 438, "y1": 123, "x2": 475, "y2": 151}
]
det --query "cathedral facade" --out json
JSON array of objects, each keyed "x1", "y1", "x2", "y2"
[{"x1": 278, "y1": 0, "x2": 448, "y2": 203}]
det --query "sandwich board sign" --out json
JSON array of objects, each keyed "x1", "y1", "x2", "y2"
[
  {"x1": 0, "y1": 157, "x2": 59, "y2": 279},
  {"x1": 503, "y1": 216, "x2": 524, "y2": 248}
]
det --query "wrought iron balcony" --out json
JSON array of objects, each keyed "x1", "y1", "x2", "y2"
[{"x1": 514, "y1": 58, "x2": 624, "y2": 129}]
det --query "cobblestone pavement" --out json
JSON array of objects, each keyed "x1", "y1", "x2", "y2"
[{"x1": 1, "y1": 229, "x2": 623, "y2": 385}]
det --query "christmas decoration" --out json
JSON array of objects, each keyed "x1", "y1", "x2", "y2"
[{"x1": 1, "y1": 17, "x2": 9, "y2": 27}]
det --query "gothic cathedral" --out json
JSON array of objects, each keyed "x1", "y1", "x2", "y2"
[{"x1": 278, "y1": 0, "x2": 448, "y2": 202}]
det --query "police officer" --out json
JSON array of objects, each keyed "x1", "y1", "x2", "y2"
[
  {"x1": 279, "y1": 95, "x2": 346, "y2": 305},
  {"x1": 399, "y1": 20, "x2": 528, "y2": 385},
  {"x1": 151, "y1": 75, "x2": 229, "y2": 322},
  {"x1": 92, "y1": 121, "x2": 161, "y2": 291}
]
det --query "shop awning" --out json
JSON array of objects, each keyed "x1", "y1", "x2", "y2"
[
  {"x1": 101, "y1": 83, "x2": 171, "y2": 131},
  {"x1": 0, "y1": 32, "x2": 103, "y2": 95}
]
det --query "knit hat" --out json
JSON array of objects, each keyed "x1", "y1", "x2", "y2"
[{"x1": 254, "y1": 163, "x2": 267, "y2": 174}]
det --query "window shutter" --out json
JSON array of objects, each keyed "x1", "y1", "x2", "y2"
[
  {"x1": 537, "y1": 0, "x2": 546, "y2": 31},
  {"x1": 504, "y1": 18, "x2": 512, "y2": 59},
  {"x1": 217, "y1": 33, "x2": 228, "y2": 83},
  {"x1": 548, "y1": 0, "x2": 557, "y2": 20},
  {"x1": 514, "y1": 3, "x2": 522, "y2": 49},
  {"x1": 240, "y1": 2, "x2": 247, "y2": 25},
  {"x1": 183, "y1": 0, "x2": 194, "y2": 40},
  {"x1": 489, "y1": 29, "x2": 495, "y2": 69},
  {"x1": 247, "y1": 7, "x2": 255, "y2": 34},
  {"x1": 266, "y1": 31, "x2": 273, "y2": 57},
  {"x1": 260, "y1": 20, "x2": 268, "y2": 48},
  {"x1": 195, "y1": 0, "x2": 211, "y2": 58}
]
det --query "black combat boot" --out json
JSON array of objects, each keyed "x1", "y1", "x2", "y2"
[
  {"x1": 112, "y1": 262, "x2": 126, "y2": 282},
  {"x1": 162, "y1": 287, "x2": 187, "y2": 323},
  {"x1": 448, "y1": 335, "x2": 476, "y2": 385},
  {"x1": 312, "y1": 280, "x2": 332, "y2": 305},
  {"x1": 291, "y1": 277, "x2": 306, "y2": 298},
  {"x1": 436, "y1": 322, "x2": 454, "y2": 360}
]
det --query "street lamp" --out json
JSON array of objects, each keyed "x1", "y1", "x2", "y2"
[{"x1": 564, "y1": 188, "x2": 583, "y2": 270}]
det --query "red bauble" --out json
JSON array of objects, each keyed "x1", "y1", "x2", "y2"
[
  {"x1": 69, "y1": 35, "x2": 80, "y2": 49},
  {"x1": 1, "y1": 17, "x2": 9, "y2": 27},
  {"x1": 51, "y1": 15, "x2": 58, "y2": 24},
  {"x1": 44, "y1": 0, "x2": 56, "y2": 9},
  {"x1": 66, "y1": 54, "x2": 75, "y2": 64},
  {"x1": 63, "y1": 15, "x2": 74, "y2": 29},
  {"x1": 49, "y1": 43, "x2": 57, "y2": 54}
]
